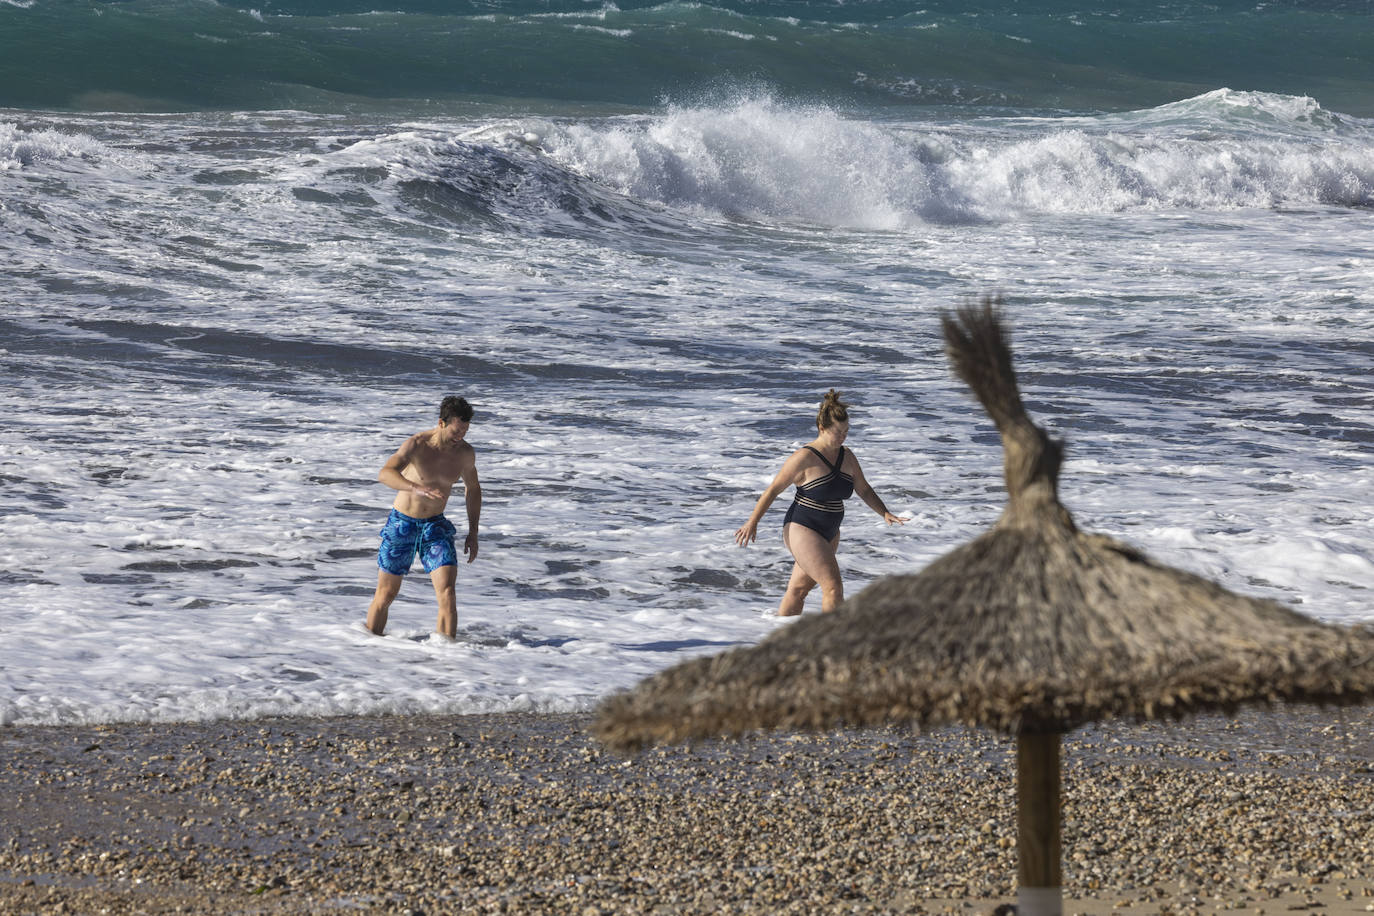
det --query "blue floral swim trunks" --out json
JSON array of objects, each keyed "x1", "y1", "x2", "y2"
[{"x1": 377, "y1": 509, "x2": 458, "y2": 576}]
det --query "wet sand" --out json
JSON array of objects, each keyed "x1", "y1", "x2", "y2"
[{"x1": 2, "y1": 706, "x2": 1372, "y2": 914}]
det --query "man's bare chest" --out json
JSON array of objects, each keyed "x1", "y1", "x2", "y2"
[{"x1": 411, "y1": 447, "x2": 466, "y2": 484}]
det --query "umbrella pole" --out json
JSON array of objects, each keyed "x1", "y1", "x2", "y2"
[{"x1": 1016, "y1": 731, "x2": 1062, "y2": 916}]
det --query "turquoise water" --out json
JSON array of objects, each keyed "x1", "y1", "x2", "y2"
[{"x1": 3, "y1": 0, "x2": 1373, "y2": 115}]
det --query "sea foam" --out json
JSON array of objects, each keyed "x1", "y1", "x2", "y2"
[{"x1": 1, "y1": 98, "x2": 1371, "y2": 728}]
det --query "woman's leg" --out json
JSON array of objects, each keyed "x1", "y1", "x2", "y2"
[
  {"x1": 777, "y1": 559, "x2": 814, "y2": 617},
  {"x1": 780, "y1": 523, "x2": 843, "y2": 615}
]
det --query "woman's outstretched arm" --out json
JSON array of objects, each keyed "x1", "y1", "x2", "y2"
[
  {"x1": 735, "y1": 450, "x2": 807, "y2": 545},
  {"x1": 850, "y1": 454, "x2": 907, "y2": 526}
]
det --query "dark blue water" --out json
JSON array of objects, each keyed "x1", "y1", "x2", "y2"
[{"x1": 2, "y1": 0, "x2": 1372, "y2": 115}]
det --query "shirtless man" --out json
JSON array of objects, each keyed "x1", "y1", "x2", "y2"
[{"x1": 365, "y1": 396, "x2": 481, "y2": 639}]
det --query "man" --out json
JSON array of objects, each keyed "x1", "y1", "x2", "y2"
[{"x1": 365, "y1": 396, "x2": 481, "y2": 639}]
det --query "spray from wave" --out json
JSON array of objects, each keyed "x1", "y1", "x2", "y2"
[
  {"x1": 1, "y1": 122, "x2": 111, "y2": 170},
  {"x1": 529, "y1": 92, "x2": 1374, "y2": 229}
]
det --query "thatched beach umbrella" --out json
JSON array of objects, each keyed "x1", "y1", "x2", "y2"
[{"x1": 595, "y1": 300, "x2": 1374, "y2": 916}]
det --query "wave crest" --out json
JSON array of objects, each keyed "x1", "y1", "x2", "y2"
[
  {"x1": 542, "y1": 98, "x2": 936, "y2": 230},
  {"x1": 1104, "y1": 89, "x2": 1361, "y2": 136},
  {"x1": 1, "y1": 122, "x2": 110, "y2": 171},
  {"x1": 529, "y1": 94, "x2": 1374, "y2": 228}
]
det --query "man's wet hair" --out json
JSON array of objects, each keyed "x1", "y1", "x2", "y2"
[{"x1": 440, "y1": 396, "x2": 473, "y2": 423}]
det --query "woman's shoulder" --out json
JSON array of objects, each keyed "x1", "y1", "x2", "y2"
[{"x1": 783, "y1": 444, "x2": 824, "y2": 470}]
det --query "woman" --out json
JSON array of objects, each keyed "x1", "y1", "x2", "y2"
[{"x1": 735, "y1": 390, "x2": 905, "y2": 616}]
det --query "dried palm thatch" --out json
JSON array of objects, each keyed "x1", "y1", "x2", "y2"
[{"x1": 595, "y1": 299, "x2": 1374, "y2": 752}]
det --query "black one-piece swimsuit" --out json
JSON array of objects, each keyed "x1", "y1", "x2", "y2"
[{"x1": 782, "y1": 445, "x2": 854, "y2": 542}]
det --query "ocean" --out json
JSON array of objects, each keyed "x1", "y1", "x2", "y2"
[{"x1": 2, "y1": 0, "x2": 1372, "y2": 727}]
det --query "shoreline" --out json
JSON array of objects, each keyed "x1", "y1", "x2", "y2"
[{"x1": 3, "y1": 707, "x2": 1372, "y2": 914}]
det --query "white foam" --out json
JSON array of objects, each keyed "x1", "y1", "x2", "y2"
[
  {"x1": 541, "y1": 97, "x2": 923, "y2": 229},
  {"x1": 535, "y1": 93, "x2": 1374, "y2": 227},
  {"x1": 569, "y1": 24, "x2": 633, "y2": 37},
  {"x1": 1, "y1": 103, "x2": 1371, "y2": 727},
  {"x1": 1, "y1": 122, "x2": 113, "y2": 171}
]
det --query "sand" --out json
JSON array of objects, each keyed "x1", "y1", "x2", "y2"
[{"x1": 2, "y1": 706, "x2": 1372, "y2": 914}]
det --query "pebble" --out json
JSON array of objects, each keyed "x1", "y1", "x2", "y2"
[{"x1": 0, "y1": 706, "x2": 1371, "y2": 914}]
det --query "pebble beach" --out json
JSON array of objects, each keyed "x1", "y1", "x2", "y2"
[{"x1": 3, "y1": 706, "x2": 1372, "y2": 915}]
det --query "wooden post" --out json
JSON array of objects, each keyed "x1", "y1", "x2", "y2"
[{"x1": 1016, "y1": 731, "x2": 1062, "y2": 916}]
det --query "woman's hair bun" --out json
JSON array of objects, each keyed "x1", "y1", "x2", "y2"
[{"x1": 817, "y1": 389, "x2": 850, "y2": 430}]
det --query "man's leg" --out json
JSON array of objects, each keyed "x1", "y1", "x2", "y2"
[
  {"x1": 430, "y1": 564, "x2": 458, "y2": 639},
  {"x1": 366, "y1": 570, "x2": 404, "y2": 635}
]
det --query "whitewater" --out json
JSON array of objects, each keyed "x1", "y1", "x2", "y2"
[{"x1": 3, "y1": 84, "x2": 1373, "y2": 726}]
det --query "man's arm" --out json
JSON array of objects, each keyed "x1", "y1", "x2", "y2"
[
  {"x1": 462, "y1": 458, "x2": 481, "y2": 562},
  {"x1": 378, "y1": 437, "x2": 442, "y2": 499}
]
